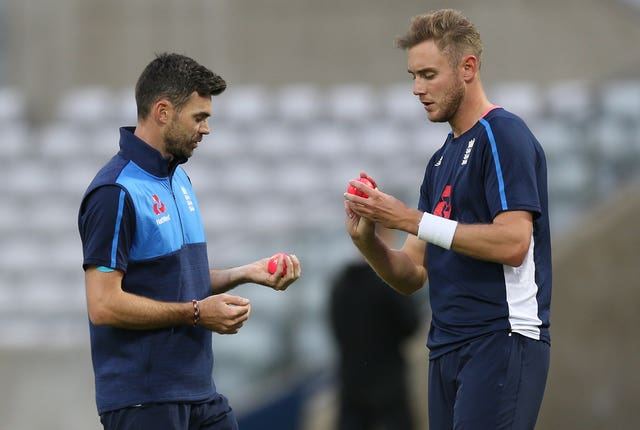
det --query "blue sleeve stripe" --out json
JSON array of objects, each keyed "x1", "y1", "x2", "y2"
[
  {"x1": 479, "y1": 118, "x2": 508, "y2": 210},
  {"x1": 110, "y1": 189, "x2": 126, "y2": 268}
]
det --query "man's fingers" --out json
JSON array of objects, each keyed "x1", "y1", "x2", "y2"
[
  {"x1": 219, "y1": 307, "x2": 249, "y2": 334},
  {"x1": 359, "y1": 171, "x2": 377, "y2": 189},
  {"x1": 286, "y1": 254, "x2": 301, "y2": 278},
  {"x1": 227, "y1": 302, "x2": 251, "y2": 319}
]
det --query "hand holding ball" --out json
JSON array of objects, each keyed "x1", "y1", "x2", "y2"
[
  {"x1": 268, "y1": 253, "x2": 288, "y2": 275},
  {"x1": 347, "y1": 177, "x2": 375, "y2": 198}
]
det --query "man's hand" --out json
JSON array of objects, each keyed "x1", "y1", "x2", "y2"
[
  {"x1": 197, "y1": 294, "x2": 251, "y2": 334},
  {"x1": 255, "y1": 253, "x2": 302, "y2": 291},
  {"x1": 344, "y1": 172, "x2": 421, "y2": 235},
  {"x1": 342, "y1": 173, "x2": 428, "y2": 295},
  {"x1": 344, "y1": 197, "x2": 376, "y2": 245},
  {"x1": 236, "y1": 254, "x2": 302, "y2": 292}
]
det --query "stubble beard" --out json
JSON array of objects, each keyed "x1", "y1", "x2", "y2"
[
  {"x1": 164, "y1": 119, "x2": 195, "y2": 160},
  {"x1": 429, "y1": 78, "x2": 465, "y2": 124}
]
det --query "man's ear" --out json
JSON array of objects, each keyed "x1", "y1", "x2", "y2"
[
  {"x1": 153, "y1": 99, "x2": 172, "y2": 125},
  {"x1": 461, "y1": 55, "x2": 479, "y2": 82}
]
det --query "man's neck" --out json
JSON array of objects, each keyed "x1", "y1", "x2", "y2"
[
  {"x1": 134, "y1": 123, "x2": 170, "y2": 159},
  {"x1": 450, "y1": 84, "x2": 494, "y2": 138}
]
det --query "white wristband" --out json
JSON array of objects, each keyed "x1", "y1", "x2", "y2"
[{"x1": 417, "y1": 212, "x2": 458, "y2": 250}]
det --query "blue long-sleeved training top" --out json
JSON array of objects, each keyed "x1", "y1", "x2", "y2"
[{"x1": 78, "y1": 127, "x2": 216, "y2": 414}]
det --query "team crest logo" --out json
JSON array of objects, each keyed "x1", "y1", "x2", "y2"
[
  {"x1": 434, "y1": 185, "x2": 452, "y2": 219},
  {"x1": 152, "y1": 194, "x2": 166, "y2": 215},
  {"x1": 461, "y1": 138, "x2": 475, "y2": 165},
  {"x1": 181, "y1": 186, "x2": 195, "y2": 212}
]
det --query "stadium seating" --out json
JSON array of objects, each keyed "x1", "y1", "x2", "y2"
[{"x1": 0, "y1": 80, "x2": 638, "y2": 413}]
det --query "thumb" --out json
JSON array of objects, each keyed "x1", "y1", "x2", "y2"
[{"x1": 222, "y1": 294, "x2": 250, "y2": 306}]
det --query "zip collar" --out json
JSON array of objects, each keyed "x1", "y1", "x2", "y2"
[{"x1": 118, "y1": 126, "x2": 187, "y2": 178}]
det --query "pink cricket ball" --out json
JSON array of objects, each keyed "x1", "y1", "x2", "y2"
[
  {"x1": 347, "y1": 177, "x2": 374, "y2": 198},
  {"x1": 268, "y1": 253, "x2": 288, "y2": 275}
]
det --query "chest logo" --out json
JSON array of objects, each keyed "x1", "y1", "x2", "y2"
[
  {"x1": 152, "y1": 194, "x2": 171, "y2": 225},
  {"x1": 434, "y1": 185, "x2": 452, "y2": 219},
  {"x1": 152, "y1": 194, "x2": 166, "y2": 215},
  {"x1": 461, "y1": 138, "x2": 475, "y2": 166}
]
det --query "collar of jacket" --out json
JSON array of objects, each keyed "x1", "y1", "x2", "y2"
[{"x1": 118, "y1": 126, "x2": 187, "y2": 178}]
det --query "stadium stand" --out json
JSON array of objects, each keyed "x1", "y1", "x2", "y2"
[{"x1": 0, "y1": 78, "x2": 638, "y2": 428}]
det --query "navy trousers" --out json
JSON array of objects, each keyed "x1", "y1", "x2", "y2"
[{"x1": 428, "y1": 331, "x2": 550, "y2": 430}]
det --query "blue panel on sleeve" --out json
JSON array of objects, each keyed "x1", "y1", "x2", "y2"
[
  {"x1": 110, "y1": 189, "x2": 126, "y2": 268},
  {"x1": 480, "y1": 118, "x2": 508, "y2": 210}
]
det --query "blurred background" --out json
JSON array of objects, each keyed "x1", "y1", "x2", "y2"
[{"x1": 1, "y1": 0, "x2": 639, "y2": 428}]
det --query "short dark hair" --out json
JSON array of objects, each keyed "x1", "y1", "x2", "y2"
[
  {"x1": 396, "y1": 9, "x2": 482, "y2": 69},
  {"x1": 135, "y1": 53, "x2": 227, "y2": 119}
]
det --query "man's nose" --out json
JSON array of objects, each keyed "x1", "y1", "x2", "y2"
[{"x1": 200, "y1": 120, "x2": 210, "y2": 135}]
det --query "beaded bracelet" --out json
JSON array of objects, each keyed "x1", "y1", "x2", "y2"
[{"x1": 192, "y1": 299, "x2": 200, "y2": 326}]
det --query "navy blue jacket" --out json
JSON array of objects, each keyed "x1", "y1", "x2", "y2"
[{"x1": 78, "y1": 127, "x2": 216, "y2": 414}]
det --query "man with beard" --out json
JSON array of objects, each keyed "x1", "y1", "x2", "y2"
[
  {"x1": 78, "y1": 53, "x2": 301, "y2": 430},
  {"x1": 343, "y1": 10, "x2": 551, "y2": 430}
]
